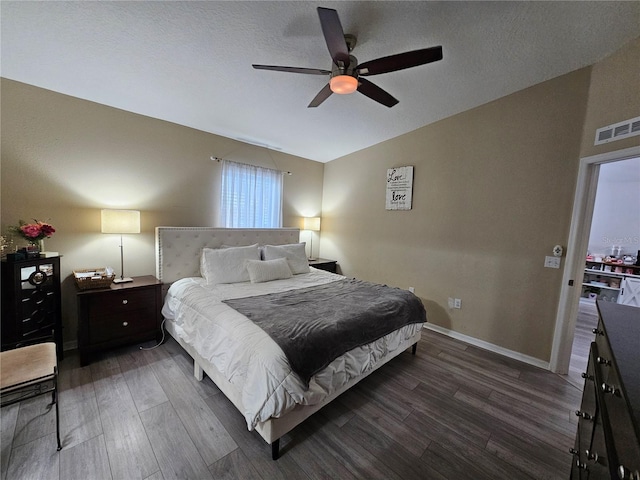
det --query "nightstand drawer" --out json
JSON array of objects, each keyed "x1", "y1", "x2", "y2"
[
  {"x1": 88, "y1": 304, "x2": 157, "y2": 344},
  {"x1": 88, "y1": 289, "x2": 156, "y2": 318}
]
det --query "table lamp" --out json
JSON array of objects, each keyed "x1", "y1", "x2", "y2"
[
  {"x1": 101, "y1": 209, "x2": 140, "y2": 283},
  {"x1": 303, "y1": 217, "x2": 321, "y2": 260}
]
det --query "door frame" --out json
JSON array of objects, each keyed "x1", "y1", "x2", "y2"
[{"x1": 550, "y1": 145, "x2": 640, "y2": 374}]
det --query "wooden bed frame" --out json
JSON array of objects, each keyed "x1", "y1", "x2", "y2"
[{"x1": 155, "y1": 226, "x2": 421, "y2": 459}]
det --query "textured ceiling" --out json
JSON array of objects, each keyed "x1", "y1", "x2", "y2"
[{"x1": 2, "y1": 1, "x2": 639, "y2": 163}]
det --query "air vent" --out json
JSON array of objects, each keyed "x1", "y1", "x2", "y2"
[{"x1": 594, "y1": 116, "x2": 640, "y2": 145}]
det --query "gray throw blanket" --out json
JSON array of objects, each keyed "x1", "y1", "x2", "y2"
[{"x1": 223, "y1": 278, "x2": 426, "y2": 389}]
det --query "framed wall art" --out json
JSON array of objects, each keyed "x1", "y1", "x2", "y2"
[{"x1": 386, "y1": 166, "x2": 414, "y2": 210}]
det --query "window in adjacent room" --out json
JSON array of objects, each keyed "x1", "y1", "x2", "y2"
[{"x1": 220, "y1": 160, "x2": 283, "y2": 228}]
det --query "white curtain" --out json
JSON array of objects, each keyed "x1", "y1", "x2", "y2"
[{"x1": 221, "y1": 160, "x2": 283, "y2": 228}]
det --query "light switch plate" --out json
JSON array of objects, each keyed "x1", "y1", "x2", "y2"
[{"x1": 544, "y1": 256, "x2": 561, "y2": 268}]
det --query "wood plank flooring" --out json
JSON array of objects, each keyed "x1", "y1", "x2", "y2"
[
  {"x1": 1, "y1": 327, "x2": 586, "y2": 480},
  {"x1": 567, "y1": 298, "x2": 599, "y2": 388}
]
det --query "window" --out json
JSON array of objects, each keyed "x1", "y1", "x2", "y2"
[{"x1": 220, "y1": 160, "x2": 283, "y2": 228}]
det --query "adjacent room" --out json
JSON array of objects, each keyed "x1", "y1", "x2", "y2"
[{"x1": 1, "y1": 2, "x2": 639, "y2": 479}]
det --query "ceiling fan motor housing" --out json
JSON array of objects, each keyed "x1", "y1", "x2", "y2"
[{"x1": 331, "y1": 55, "x2": 359, "y2": 80}]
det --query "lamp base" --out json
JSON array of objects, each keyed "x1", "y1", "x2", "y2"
[{"x1": 113, "y1": 277, "x2": 134, "y2": 284}]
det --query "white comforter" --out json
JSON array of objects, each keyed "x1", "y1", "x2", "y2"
[{"x1": 162, "y1": 268, "x2": 423, "y2": 430}]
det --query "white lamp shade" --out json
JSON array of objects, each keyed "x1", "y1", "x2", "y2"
[
  {"x1": 303, "y1": 217, "x2": 321, "y2": 231},
  {"x1": 101, "y1": 209, "x2": 140, "y2": 234}
]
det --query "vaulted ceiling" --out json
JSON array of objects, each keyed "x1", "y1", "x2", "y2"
[{"x1": 2, "y1": 1, "x2": 639, "y2": 162}]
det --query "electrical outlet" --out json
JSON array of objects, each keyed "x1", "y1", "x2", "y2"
[
  {"x1": 408, "y1": 286, "x2": 415, "y2": 293},
  {"x1": 448, "y1": 297, "x2": 454, "y2": 309},
  {"x1": 454, "y1": 298, "x2": 462, "y2": 309}
]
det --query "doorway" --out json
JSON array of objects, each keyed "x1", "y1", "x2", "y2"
[{"x1": 550, "y1": 145, "x2": 640, "y2": 374}]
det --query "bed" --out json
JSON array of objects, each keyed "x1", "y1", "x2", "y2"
[{"x1": 155, "y1": 226, "x2": 425, "y2": 459}]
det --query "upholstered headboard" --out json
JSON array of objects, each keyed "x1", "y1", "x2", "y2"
[{"x1": 155, "y1": 227, "x2": 300, "y2": 285}]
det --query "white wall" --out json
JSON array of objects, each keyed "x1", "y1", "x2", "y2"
[{"x1": 588, "y1": 157, "x2": 640, "y2": 258}]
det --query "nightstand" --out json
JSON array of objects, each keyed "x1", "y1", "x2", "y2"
[
  {"x1": 76, "y1": 275, "x2": 162, "y2": 366},
  {"x1": 308, "y1": 258, "x2": 338, "y2": 273}
]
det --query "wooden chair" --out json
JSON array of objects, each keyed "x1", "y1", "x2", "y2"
[{"x1": 0, "y1": 342, "x2": 62, "y2": 450}]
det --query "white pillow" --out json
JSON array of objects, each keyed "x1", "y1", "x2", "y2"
[
  {"x1": 262, "y1": 243, "x2": 309, "y2": 274},
  {"x1": 200, "y1": 244, "x2": 260, "y2": 284},
  {"x1": 245, "y1": 258, "x2": 292, "y2": 283}
]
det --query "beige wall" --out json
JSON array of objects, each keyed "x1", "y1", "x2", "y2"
[
  {"x1": 321, "y1": 68, "x2": 592, "y2": 362},
  {"x1": 321, "y1": 37, "x2": 640, "y2": 364},
  {"x1": 580, "y1": 37, "x2": 640, "y2": 158},
  {"x1": 0, "y1": 79, "x2": 324, "y2": 348}
]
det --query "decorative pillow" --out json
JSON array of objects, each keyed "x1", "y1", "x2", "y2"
[
  {"x1": 200, "y1": 244, "x2": 260, "y2": 284},
  {"x1": 262, "y1": 243, "x2": 309, "y2": 274},
  {"x1": 245, "y1": 258, "x2": 292, "y2": 283}
]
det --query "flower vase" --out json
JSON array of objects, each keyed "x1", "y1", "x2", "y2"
[
  {"x1": 25, "y1": 242, "x2": 40, "y2": 258},
  {"x1": 38, "y1": 239, "x2": 45, "y2": 252}
]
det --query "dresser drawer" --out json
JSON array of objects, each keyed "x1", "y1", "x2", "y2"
[
  {"x1": 594, "y1": 319, "x2": 615, "y2": 385},
  {"x1": 576, "y1": 347, "x2": 598, "y2": 457},
  {"x1": 600, "y1": 361, "x2": 640, "y2": 474}
]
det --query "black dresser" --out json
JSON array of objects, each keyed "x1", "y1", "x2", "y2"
[
  {"x1": 571, "y1": 301, "x2": 640, "y2": 479},
  {"x1": 1, "y1": 256, "x2": 63, "y2": 359}
]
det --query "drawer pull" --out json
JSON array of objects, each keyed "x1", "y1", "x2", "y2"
[
  {"x1": 122, "y1": 322, "x2": 129, "y2": 327},
  {"x1": 569, "y1": 448, "x2": 579, "y2": 456},
  {"x1": 591, "y1": 328, "x2": 603, "y2": 336},
  {"x1": 601, "y1": 383, "x2": 620, "y2": 396},
  {"x1": 585, "y1": 449, "x2": 599, "y2": 462},
  {"x1": 581, "y1": 372, "x2": 593, "y2": 381},
  {"x1": 575, "y1": 410, "x2": 593, "y2": 420},
  {"x1": 618, "y1": 465, "x2": 640, "y2": 480},
  {"x1": 596, "y1": 356, "x2": 611, "y2": 366},
  {"x1": 575, "y1": 459, "x2": 588, "y2": 470},
  {"x1": 122, "y1": 299, "x2": 128, "y2": 305}
]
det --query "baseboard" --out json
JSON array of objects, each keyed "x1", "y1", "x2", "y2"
[
  {"x1": 423, "y1": 323, "x2": 550, "y2": 371},
  {"x1": 63, "y1": 324, "x2": 549, "y2": 369}
]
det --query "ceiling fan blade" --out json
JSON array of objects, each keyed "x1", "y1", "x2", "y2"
[
  {"x1": 317, "y1": 7, "x2": 350, "y2": 67},
  {"x1": 357, "y1": 78, "x2": 399, "y2": 108},
  {"x1": 252, "y1": 64, "x2": 331, "y2": 75},
  {"x1": 357, "y1": 46, "x2": 443, "y2": 76},
  {"x1": 308, "y1": 83, "x2": 333, "y2": 108}
]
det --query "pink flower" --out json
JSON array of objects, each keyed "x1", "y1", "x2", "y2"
[
  {"x1": 20, "y1": 224, "x2": 42, "y2": 239},
  {"x1": 38, "y1": 223, "x2": 55, "y2": 237},
  {"x1": 13, "y1": 220, "x2": 56, "y2": 242}
]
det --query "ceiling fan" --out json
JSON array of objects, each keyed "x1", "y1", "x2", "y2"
[{"x1": 252, "y1": 7, "x2": 443, "y2": 108}]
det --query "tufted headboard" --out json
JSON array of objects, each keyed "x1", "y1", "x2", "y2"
[{"x1": 155, "y1": 227, "x2": 300, "y2": 286}]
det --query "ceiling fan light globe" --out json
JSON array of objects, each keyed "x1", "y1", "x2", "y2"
[{"x1": 330, "y1": 75, "x2": 358, "y2": 94}]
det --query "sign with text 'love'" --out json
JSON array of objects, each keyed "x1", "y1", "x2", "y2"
[{"x1": 386, "y1": 166, "x2": 413, "y2": 210}]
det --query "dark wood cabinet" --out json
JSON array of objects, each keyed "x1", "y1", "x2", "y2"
[
  {"x1": 570, "y1": 301, "x2": 640, "y2": 479},
  {"x1": 76, "y1": 275, "x2": 162, "y2": 366},
  {"x1": 1, "y1": 256, "x2": 63, "y2": 359},
  {"x1": 308, "y1": 258, "x2": 338, "y2": 273}
]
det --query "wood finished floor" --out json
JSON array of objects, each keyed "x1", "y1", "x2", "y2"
[
  {"x1": 567, "y1": 299, "x2": 599, "y2": 389},
  {"x1": 1, "y1": 325, "x2": 589, "y2": 480}
]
